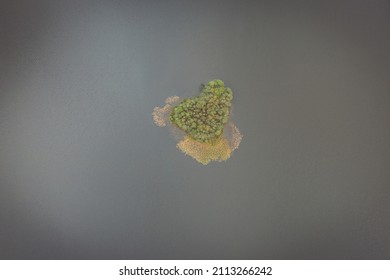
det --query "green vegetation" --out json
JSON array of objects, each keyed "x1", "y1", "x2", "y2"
[{"x1": 169, "y1": 79, "x2": 233, "y2": 143}]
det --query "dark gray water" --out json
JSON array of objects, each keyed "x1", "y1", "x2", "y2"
[{"x1": 1, "y1": 0, "x2": 390, "y2": 259}]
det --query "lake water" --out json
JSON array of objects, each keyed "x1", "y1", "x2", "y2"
[{"x1": 1, "y1": 0, "x2": 390, "y2": 259}]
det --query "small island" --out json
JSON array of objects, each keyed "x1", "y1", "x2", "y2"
[{"x1": 152, "y1": 79, "x2": 242, "y2": 165}]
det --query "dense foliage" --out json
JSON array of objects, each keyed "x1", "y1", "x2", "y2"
[{"x1": 169, "y1": 79, "x2": 233, "y2": 143}]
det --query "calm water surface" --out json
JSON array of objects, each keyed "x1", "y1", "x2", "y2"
[{"x1": 1, "y1": 0, "x2": 390, "y2": 259}]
